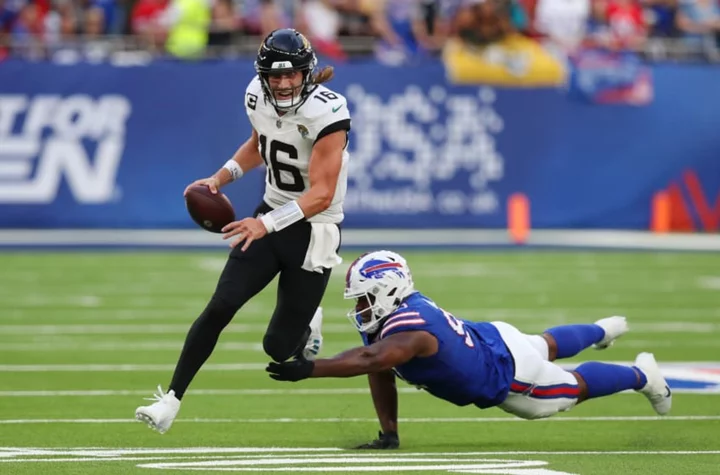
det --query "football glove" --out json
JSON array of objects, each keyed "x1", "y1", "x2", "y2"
[
  {"x1": 354, "y1": 431, "x2": 400, "y2": 450},
  {"x1": 266, "y1": 357, "x2": 314, "y2": 382}
]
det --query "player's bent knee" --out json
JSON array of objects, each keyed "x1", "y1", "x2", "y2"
[
  {"x1": 500, "y1": 392, "x2": 577, "y2": 420},
  {"x1": 263, "y1": 333, "x2": 301, "y2": 362}
]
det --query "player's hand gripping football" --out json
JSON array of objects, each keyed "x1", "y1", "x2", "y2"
[
  {"x1": 184, "y1": 177, "x2": 220, "y2": 196},
  {"x1": 354, "y1": 431, "x2": 400, "y2": 450},
  {"x1": 222, "y1": 218, "x2": 268, "y2": 251},
  {"x1": 266, "y1": 357, "x2": 314, "y2": 382}
]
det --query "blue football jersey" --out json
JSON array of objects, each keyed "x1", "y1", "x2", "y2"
[{"x1": 363, "y1": 292, "x2": 514, "y2": 408}]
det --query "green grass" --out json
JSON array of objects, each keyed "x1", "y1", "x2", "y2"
[{"x1": 0, "y1": 250, "x2": 719, "y2": 474}]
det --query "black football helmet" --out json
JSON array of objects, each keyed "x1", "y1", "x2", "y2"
[{"x1": 255, "y1": 29, "x2": 318, "y2": 111}]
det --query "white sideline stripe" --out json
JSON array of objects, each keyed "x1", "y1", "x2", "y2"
[
  {"x1": 2, "y1": 229, "x2": 720, "y2": 251},
  {"x1": 1, "y1": 416, "x2": 719, "y2": 424}
]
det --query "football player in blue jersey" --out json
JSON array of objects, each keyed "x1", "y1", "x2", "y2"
[{"x1": 266, "y1": 250, "x2": 673, "y2": 449}]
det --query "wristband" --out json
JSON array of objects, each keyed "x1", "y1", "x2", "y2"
[
  {"x1": 223, "y1": 159, "x2": 244, "y2": 181},
  {"x1": 260, "y1": 201, "x2": 305, "y2": 234}
]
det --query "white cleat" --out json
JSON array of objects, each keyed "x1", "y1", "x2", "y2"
[
  {"x1": 135, "y1": 385, "x2": 181, "y2": 434},
  {"x1": 634, "y1": 352, "x2": 672, "y2": 415},
  {"x1": 302, "y1": 306, "x2": 324, "y2": 360},
  {"x1": 593, "y1": 316, "x2": 629, "y2": 350}
]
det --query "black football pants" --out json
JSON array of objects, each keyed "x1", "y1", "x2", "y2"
[{"x1": 169, "y1": 202, "x2": 337, "y2": 399}]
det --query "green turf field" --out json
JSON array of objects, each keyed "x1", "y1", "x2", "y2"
[{"x1": 1, "y1": 250, "x2": 719, "y2": 474}]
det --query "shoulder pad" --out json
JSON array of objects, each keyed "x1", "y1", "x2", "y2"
[
  {"x1": 297, "y1": 85, "x2": 351, "y2": 140},
  {"x1": 299, "y1": 85, "x2": 349, "y2": 121}
]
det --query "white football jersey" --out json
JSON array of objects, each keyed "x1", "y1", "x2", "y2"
[{"x1": 245, "y1": 77, "x2": 351, "y2": 224}]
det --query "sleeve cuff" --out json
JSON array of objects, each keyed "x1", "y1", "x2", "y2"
[{"x1": 315, "y1": 119, "x2": 352, "y2": 144}]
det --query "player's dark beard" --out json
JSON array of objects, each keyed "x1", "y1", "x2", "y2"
[{"x1": 356, "y1": 295, "x2": 375, "y2": 325}]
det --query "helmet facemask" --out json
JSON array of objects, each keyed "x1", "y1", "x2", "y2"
[{"x1": 257, "y1": 64, "x2": 315, "y2": 112}]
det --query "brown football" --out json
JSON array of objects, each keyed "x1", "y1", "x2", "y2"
[{"x1": 184, "y1": 184, "x2": 235, "y2": 233}]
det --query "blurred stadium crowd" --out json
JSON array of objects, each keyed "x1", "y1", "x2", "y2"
[{"x1": 1, "y1": 0, "x2": 719, "y2": 62}]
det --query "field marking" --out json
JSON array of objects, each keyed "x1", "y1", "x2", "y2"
[
  {"x1": 698, "y1": 276, "x2": 720, "y2": 290},
  {"x1": 0, "y1": 447, "x2": 340, "y2": 455},
  {"x1": 2, "y1": 228, "x2": 720, "y2": 250},
  {"x1": 0, "y1": 324, "x2": 354, "y2": 335},
  {"x1": 1, "y1": 361, "x2": 719, "y2": 373},
  {"x1": 0, "y1": 342, "x2": 266, "y2": 352},
  {"x1": 140, "y1": 458, "x2": 563, "y2": 473},
  {"x1": 0, "y1": 415, "x2": 718, "y2": 424},
  {"x1": 1, "y1": 448, "x2": 719, "y2": 457},
  {"x1": 0, "y1": 364, "x2": 264, "y2": 372},
  {"x1": 2, "y1": 321, "x2": 720, "y2": 337},
  {"x1": 4, "y1": 339, "x2": 720, "y2": 353},
  {"x1": 0, "y1": 388, "x2": 422, "y2": 397},
  {"x1": 0, "y1": 447, "x2": 718, "y2": 473},
  {"x1": 0, "y1": 384, "x2": 718, "y2": 397}
]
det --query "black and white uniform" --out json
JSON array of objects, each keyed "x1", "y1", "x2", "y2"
[{"x1": 210, "y1": 78, "x2": 351, "y2": 362}]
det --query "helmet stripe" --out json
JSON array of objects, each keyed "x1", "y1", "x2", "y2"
[{"x1": 363, "y1": 262, "x2": 403, "y2": 274}]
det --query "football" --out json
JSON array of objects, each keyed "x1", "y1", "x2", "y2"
[{"x1": 184, "y1": 184, "x2": 236, "y2": 233}]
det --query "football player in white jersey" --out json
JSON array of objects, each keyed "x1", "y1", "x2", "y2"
[{"x1": 135, "y1": 29, "x2": 351, "y2": 434}]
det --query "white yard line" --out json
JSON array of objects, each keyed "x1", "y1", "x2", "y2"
[
  {"x1": 1, "y1": 321, "x2": 719, "y2": 336},
  {"x1": 0, "y1": 388, "x2": 400, "y2": 397},
  {"x1": 0, "y1": 324, "x2": 355, "y2": 335},
  {"x1": 0, "y1": 449, "x2": 718, "y2": 468},
  {"x1": 0, "y1": 342, "x2": 265, "y2": 352},
  {"x1": 0, "y1": 341, "x2": 368, "y2": 352},
  {"x1": 0, "y1": 363, "x2": 264, "y2": 372},
  {"x1": 698, "y1": 276, "x2": 720, "y2": 290},
  {"x1": 0, "y1": 415, "x2": 718, "y2": 424},
  {"x1": 2, "y1": 229, "x2": 720, "y2": 250},
  {"x1": 0, "y1": 361, "x2": 719, "y2": 373},
  {"x1": 1, "y1": 448, "x2": 718, "y2": 455},
  {"x1": 1, "y1": 383, "x2": 719, "y2": 397}
]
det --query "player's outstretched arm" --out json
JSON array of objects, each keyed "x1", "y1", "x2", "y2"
[
  {"x1": 266, "y1": 332, "x2": 434, "y2": 381},
  {"x1": 296, "y1": 130, "x2": 345, "y2": 219},
  {"x1": 362, "y1": 370, "x2": 399, "y2": 447},
  {"x1": 184, "y1": 129, "x2": 264, "y2": 196}
]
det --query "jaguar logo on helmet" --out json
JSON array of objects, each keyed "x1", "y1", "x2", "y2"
[{"x1": 299, "y1": 33, "x2": 311, "y2": 51}]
